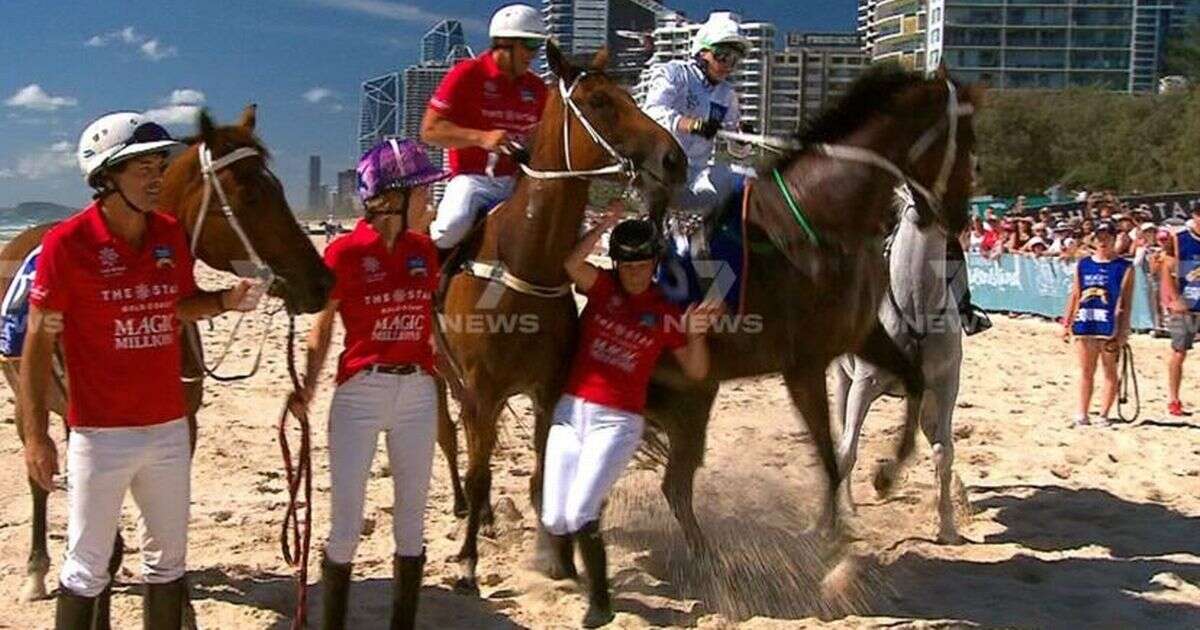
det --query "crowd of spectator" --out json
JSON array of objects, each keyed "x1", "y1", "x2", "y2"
[{"x1": 965, "y1": 191, "x2": 1186, "y2": 270}]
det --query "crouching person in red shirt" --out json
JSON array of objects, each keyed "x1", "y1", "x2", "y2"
[
  {"x1": 21, "y1": 112, "x2": 258, "y2": 629},
  {"x1": 542, "y1": 210, "x2": 722, "y2": 628},
  {"x1": 288, "y1": 139, "x2": 448, "y2": 630}
]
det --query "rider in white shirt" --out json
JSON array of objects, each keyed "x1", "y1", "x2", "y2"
[{"x1": 641, "y1": 12, "x2": 751, "y2": 215}]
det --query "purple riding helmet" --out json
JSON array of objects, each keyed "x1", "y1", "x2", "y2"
[{"x1": 356, "y1": 138, "x2": 450, "y2": 202}]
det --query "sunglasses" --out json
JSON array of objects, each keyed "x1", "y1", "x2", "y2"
[
  {"x1": 498, "y1": 38, "x2": 542, "y2": 52},
  {"x1": 711, "y1": 45, "x2": 744, "y2": 67}
]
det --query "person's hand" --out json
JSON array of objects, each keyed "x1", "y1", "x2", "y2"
[
  {"x1": 287, "y1": 386, "x2": 312, "y2": 418},
  {"x1": 479, "y1": 129, "x2": 511, "y2": 153},
  {"x1": 684, "y1": 299, "x2": 726, "y2": 337},
  {"x1": 1169, "y1": 298, "x2": 1189, "y2": 315},
  {"x1": 598, "y1": 199, "x2": 626, "y2": 230},
  {"x1": 24, "y1": 435, "x2": 58, "y2": 493},
  {"x1": 1114, "y1": 329, "x2": 1129, "y2": 348},
  {"x1": 223, "y1": 278, "x2": 263, "y2": 313}
]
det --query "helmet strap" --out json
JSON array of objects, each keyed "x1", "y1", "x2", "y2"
[
  {"x1": 693, "y1": 54, "x2": 718, "y2": 86},
  {"x1": 366, "y1": 188, "x2": 411, "y2": 233},
  {"x1": 93, "y1": 170, "x2": 153, "y2": 215}
]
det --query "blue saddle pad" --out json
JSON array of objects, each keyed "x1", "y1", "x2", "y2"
[
  {"x1": 0, "y1": 245, "x2": 42, "y2": 357},
  {"x1": 655, "y1": 188, "x2": 747, "y2": 314}
]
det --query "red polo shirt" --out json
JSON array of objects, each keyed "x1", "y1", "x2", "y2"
[
  {"x1": 428, "y1": 50, "x2": 548, "y2": 177},
  {"x1": 565, "y1": 272, "x2": 688, "y2": 414},
  {"x1": 324, "y1": 220, "x2": 439, "y2": 384},
  {"x1": 29, "y1": 202, "x2": 198, "y2": 428}
]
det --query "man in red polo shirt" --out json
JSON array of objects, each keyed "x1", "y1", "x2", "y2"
[
  {"x1": 20, "y1": 112, "x2": 256, "y2": 629},
  {"x1": 421, "y1": 3, "x2": 548, "y2": 250}
]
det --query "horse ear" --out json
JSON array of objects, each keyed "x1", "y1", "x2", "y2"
[
  {"x1": 198, "y1": 109, "x2": 217, "y2": 143},
  {"x1": 590, "y1": 46, "x2": 610, "y2": 71},
  {"x1": 545, "y1": 40, "x2": 577, "y2": 83},
  {"x1": 237, "y1": 104, "x2": 257, "y2": 131}
]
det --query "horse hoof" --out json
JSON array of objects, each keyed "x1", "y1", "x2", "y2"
[
  {"x1": 937, "y1": 529, "x2": 964, "y2": 545},
  {"x1": 453, "y1": 577, "x2": 480, "y2": 596},
  {"x1": 20, "y1": 576, "x2": 47, "y2": 602},
  {"x1": 453, "y1": 501, "x2": 468, "y2": 519},
  {"x1": 872, "y1": 466, "x2": 897, "y2": 498}
]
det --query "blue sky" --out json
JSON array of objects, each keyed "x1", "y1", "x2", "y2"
[{"x1": 0, "y1": 1, "x2": 854, "y2": 209}]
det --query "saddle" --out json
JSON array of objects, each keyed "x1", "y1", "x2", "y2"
[{"x1": 0, "y1": 245, "x2": 42, "y2": 358}]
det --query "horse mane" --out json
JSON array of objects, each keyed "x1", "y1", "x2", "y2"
[{"x1": 798, "y1": 63, "x2": 928, "y2": 146}]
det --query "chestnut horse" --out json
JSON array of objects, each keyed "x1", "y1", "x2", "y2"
[
  {"x1": 439, "y1": 43, "x2": 685, "y2": 591},
  {"x1": 0, "y1": 106, "x2": 333, "y2": 619},
  {"x1": 639, "y1": 66, "x2": 981, "y2": 554}
]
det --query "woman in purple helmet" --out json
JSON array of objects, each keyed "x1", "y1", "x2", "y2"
[{"x1": 289, "y1": 139, "x2": 448, "y2": 630}]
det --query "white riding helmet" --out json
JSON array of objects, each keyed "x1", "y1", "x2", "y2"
[
  {"x1": 690, "y1": 12, "x2": 752, "y2": 56},
  {"x1": 78, "y1": 112, "x2": 185, "y2": 187},
  {"x1": 489, "y1": 4, "x2": 547, "y2": 40}
]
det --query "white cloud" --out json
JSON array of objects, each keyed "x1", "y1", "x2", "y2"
[
  {"x1": 308, "y1": 0, "x2": 486, "y2": 31},
  {"x1": 6, "y1": 142, "x2": 77, "y2": 180},
  {"x1": 139, "y1": 39, "x2": 177, "y2": 61},
  {"x1": 84, "y1": 26, "x2": 178, "y2": 61},
  {"x1": 4, "y1": 84, "x2": 78, "y2": 112},
  {"x1": 143, "y1": 105, "x2": 201, "y2": 126},
  {"x1": 303, "y1": 87, "x2": 335, "y2": 103},
  {"x1": 167, "y1": 89, "x2": 206, "y2": 105}
]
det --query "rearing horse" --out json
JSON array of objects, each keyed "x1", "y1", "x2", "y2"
[
  {"x1": 440, "y1": 43, "x2": 685, "y2": 592},
  {"x1": 0, "y1": 106, "x2": 333, "y2": 613},
  {"x1": 641, "y1": 65, "x2": 981, "y2": 554}
]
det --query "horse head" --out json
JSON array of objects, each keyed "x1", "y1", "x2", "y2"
[
  {"x1": 161, "y1": 105, "x2": 334, "y2": 314},
  {"x1": 541, "y1": 42, "x2": 686, "y2": 214},
  {"x1": 899, "y1": 65, "x2": 984, "y2": 236}
]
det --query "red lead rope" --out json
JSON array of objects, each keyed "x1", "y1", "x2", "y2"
[{"x1": 279, "y1": 314, "x2": 313, "y2": 628}]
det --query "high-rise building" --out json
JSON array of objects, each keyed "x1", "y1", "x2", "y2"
[
  {"x1": 335, "y1": 168, "x2": 358, "y2": 214},
  {"x1": 423, "y1": 20, "x2": 467, "y2": 64},
  {"x1": 635, "y1": 12, "x2": 776, "y2": 133},
  {"x1": 400, "y1": 42, "x2": 475, "y2": 206},
  {"x1": 857, "y1": 0, "x2": 927, "y2": 70},
  {"x1": 770, "y1": 33, "x2": 870, "y2": 135},
  {"x1": 923, "y1": 0, "x2": 1181, "y2": 92},
  {"x1": 542, "y1": 0, "x2": 667, "y2": 87},
  {"x1": 307, "y1": 155, "x2": 322, "y2": 213},
  {"x1": 359, "y1": 72, "x2": 402, "y2": 154}
]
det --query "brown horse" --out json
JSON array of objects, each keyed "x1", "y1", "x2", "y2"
[
  {"x1": 439, "y1": 43, "x2": 685, "y2": 592},
  {"x1": 639, "y1": 65, "x2": 982, "y2": 554},
  {"x1": 0, "y1": 106, "x2": 333, "y2": 615}
]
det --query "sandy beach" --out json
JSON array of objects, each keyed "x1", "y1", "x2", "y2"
[{"x1": 0, "y1": 248, "x2": 1197, "y2": 629}]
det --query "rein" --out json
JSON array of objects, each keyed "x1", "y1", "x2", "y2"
[
  {"x1": 182, "y1": 143, "x2": 281, "y2": 382},
  {"x1": 1117, "y1": 343, "x2": 1140, "y2": 423},
  {"x1": 464, "y1": 71, "x2": 640, "y2": 301},
  {"x1": 278, "y1": 315, "x2": 313, "y2": 630}
]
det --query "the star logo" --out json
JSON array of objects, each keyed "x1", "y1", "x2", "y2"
[
  {"x1": 98, "y1": 247, "x2": 119, "y2": 269},
  {"x1": 362, "y1": 256, "x2": 381, "y2": 275}
]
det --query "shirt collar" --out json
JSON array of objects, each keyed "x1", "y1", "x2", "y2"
[{"x1": 84, "y1": 201, "x2": 164, "y2": 249}]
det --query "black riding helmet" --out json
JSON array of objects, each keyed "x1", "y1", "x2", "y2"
[{"x1": 609, "y1": 219, "x2": 661, "y2": 262}]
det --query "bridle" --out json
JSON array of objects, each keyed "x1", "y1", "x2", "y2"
[
  {"x1": 516, "y1": 73, "x2": 637, "y2": 184},
  {"x1": 463, "y1": 71, "x2": 642, "y2": 299},
  {"x1": 729, "y1": 79, "x2": 975, "y2": 241},
  {"x1": 182, "y1": 143, "x2": 284, "y2": 383}
]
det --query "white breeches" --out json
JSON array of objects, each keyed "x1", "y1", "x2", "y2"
[
  {"x1": 324, "y1": 370, "x2": 437, "y2": 563},
  {"x1": 429, "y1": 174, "x2": 515, "y2": 249},
  {"x1": 60, "y1": 417, "x2": 191, "y2": 597},
  {"x1": 540, "y1": 395, "x2": 644, "y2": 536}
]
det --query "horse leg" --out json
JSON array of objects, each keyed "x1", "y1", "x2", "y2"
[
  {"x1": 923, "y1": 374, "x2": 963, "y2": 544},
  {"x1": 836, "y1": 372, "x2": 882, "y2": 519},
  {"x1": 782, "y1": 365, "x2": 841, "y2": 539},
  {"x1": 853, "y1": 324, "x2": 925, "y2": 499},
  {"x1": 22, "y1": 476, "x2": 50, "y2": 602},
  {"x1": 435, "y1": 378, "x2": 467, "y2": 518},
  {"x1": 454, "y1": 388, "x2": 502, "y2": 595},
  {"x1": 655, "y1": 385, "x2": 716, "y2": 555}
]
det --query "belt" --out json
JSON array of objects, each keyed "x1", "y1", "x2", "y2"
[{"x1": 365, "y1": 364, "x2": 418, "y2": 376}]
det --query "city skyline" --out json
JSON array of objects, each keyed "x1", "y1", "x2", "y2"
[{"x1": 0, "y1": 1, "x2": 852, "y2": 209}]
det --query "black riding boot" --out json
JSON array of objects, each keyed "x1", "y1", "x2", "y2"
[
  {"x1": 946, "y1": 238, "x2": 992, "y2": 336},
  {"x1": 55, "y1": 584, "x2": 98, "y2": 630},
  {"x1": 576, "y1": 522, "x2": 614, "y2": 628},
  {"x1": 142, "y1": 578, "x2": 186, "y2": 630},
  {"x1": 391, "y1": 551, "x2": 425, "y2": 630},
  {"x1": 550, "y1": 533, "x2": 578, "y2": 579},
  {"x1": 320, "y1": 555, "x2": 352, "y2": 630}
]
